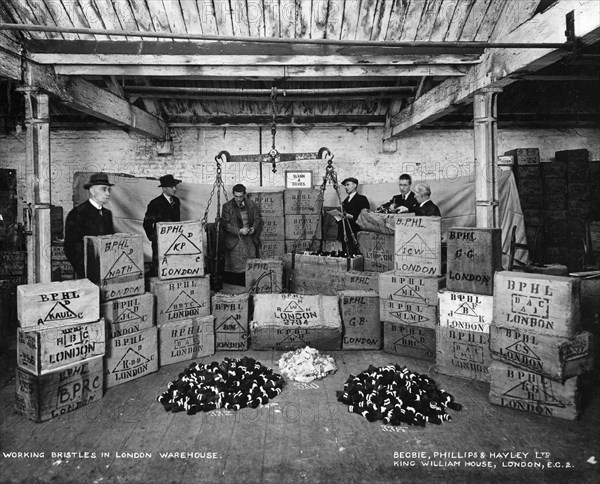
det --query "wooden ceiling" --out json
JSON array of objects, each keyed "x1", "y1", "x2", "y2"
[{"x1": 1, "y1": 0, "x2": 599, "y2": 131}]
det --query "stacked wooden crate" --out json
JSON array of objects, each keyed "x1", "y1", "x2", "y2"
[
  {"x1": 356, "y1": 231, "x2": 395, "y2": 272},
  {"x1": 150, "y1": 220, "x2": 214, "y2": 367},
  {"x1": 539, "y1": 156, "x2": 568, "y2": 264},
  {"x1": 251, "y1": 293, "x2": 342, "y2": 350},
  {"x1": 85, "y1": 233, "x2": 158, "y2": 388},
  {"x1": 558, "y1": 149, "x2": 591, "y2": 271},
  {"x1": 382, "y1": 215, "x2": 444, "y2": 362},
  {"x1": 212, "y1": 292, "x2": 250, "y2": 350},
  {"x1": 509, "y1": 148, "x2": 542, "y2": 246},
  {"x1": 436, "y1": 228, "x2": 502, "y2": 382},
  {"x1": 338, "y1": 290, "x2": 381, "y2": 350},
  {"x1": 489, "y1": 272, "x2": 593, "y2": 420},
  {"x1": 245, "y1": 258, "x2": 284, "y2": 294},
  {"x1": 51, "y1": 241, "x2": 74, "y2": 281},
  {"x1": 15, "y1": 280, "x2": 105, "y2": 421},
  {"x1": 284, "y1": 188, "x2": 322, "y2": 253},
  {"x1": 248, "y1": 191, "x2": 285, "y2": 258}
]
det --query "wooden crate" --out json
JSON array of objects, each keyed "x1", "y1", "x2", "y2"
[
  {"x1": 335, "y1": 270, "x2": 380, "y2": 293},
  {"x1": 158, "y1": 315, "x2": 215, "y2": 366},
  {"x1": 446, "y1": 228, "x2": 502, "y2": 295},
  {"x1": 84, "y1": 234, "x2": 145, "y2": 302},
  {"x1": 379, "y1": 271, "x2": 444, "y2": 306},
  {"x1": 541, "y1": 161, "x2": 567, "y2": 179},
  {"x1": 489, "y1": 361, "x2": 580, "y2": 420},
  {"x1": 505, "y1": 148, "x2": 540, "y2": 165},
  {"x1": 150, "y1": 276, "x2": 210, "y2": 326},
  {"x1": 260, "y1": 240, "x2": 285, "y2": 259},
  {"x1": 555, "y1": 149, "x2": 589, "y2": 181},
  {"x1": 104, "y1": 326, "x2": 158, "y2": 389},
  {"x1": 439, "y1": 290, "x2": 493, "y2": 333},
  {"x1": 246, "y1": 258, "x2": 283, "y2": 294},
  {"x1": 394, "y1": 215, "x2": 442, "y2": 276},
  {"x1": 383, "y1": 321, "x2": 436, "y2": 362},
  {"x1": 285, "y1": 254, "x2": 364, "y2": 294},
  {"x1": 0, "y1": 251, "x2": 27, "y2": 278},
  {"x1": 338, "y1": 290, "x2": 381, "y2": 350},
  {"x1": 247, "y1": 191, "x2": 284, "y2": 216},
  {"x1": 14, "y1": 355, "x2": 104, "y2": 422},
  {"x1": 284, "y1": 239, "x2": 321, "y2": 253},
  {"x1": 379, "y1": 298, "x2": 438, "y2": 329},
  {"x1": 261, "y1": 216, "x2": 285, "y2": 241},
  {"x1": 436, "y1": 326, "x2": 491, "y2": 383},
  {"x1": 17, "y1": 279, "x2": 100, "y2": 331},
  {"x1": 493, "y1": 271, "x2": 581, "y2": 338},
  {"x1": 284, "y1": 189, "x2": 322, "y2": 215},
  {"x1": 17, "y1": 319, "x2": 106, "y2": 375},
  {"x1": 101, "y1": 292, "x2": 154, "y2": 338},
  {"x1": 522, "y1": 209, "x2": 543, "y2": 228},
  {"x1": 213, "y1": 293, "x2": 249, "y2": 351},
  {"x1": 251, "y1": 294, "x2": 342, "y2": 350},
  {"x1": 490, "y1": 326, "x2": 593, "y2": 382},
  {"x1": 542, "y1": 178, "x2": 568, "y2": 208},
  {"x1": 284, "y1": 214, "x2": 322, "y2": 240},
  {"x1": 357, "y1": 231, "x2": 394, "y2": 272},
  {"x1": 156, "y1": 220, "x2": 204, "y2": 280},
  {"x1": 51, "y1": 243, "x2": 74, "y2": 281}
]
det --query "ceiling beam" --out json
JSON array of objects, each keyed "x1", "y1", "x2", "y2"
[
  {"x1": 53, "y1": 64, "x2": 469, "y2": 79},
  {"x1": 385, "y1": 0, "x2": 600, "y2": 139},
  {"x1": 0, "y1": 36, "x2": 167, "y2": 140},
  {"x1": 29, "y1": 53, "x2": 482, "y2": 67}
]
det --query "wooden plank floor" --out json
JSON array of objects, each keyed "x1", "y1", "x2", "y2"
[{"x1": 1, "y1": 342, "x2": 599, "y2": 484}]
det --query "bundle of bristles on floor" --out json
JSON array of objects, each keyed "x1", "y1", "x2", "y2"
[
  {"x1": 157, "y1": 357, "x2": 285, "y2": 414},
  {"x1": 337, "y1": 364, "x2": 462, "y2": 426}
]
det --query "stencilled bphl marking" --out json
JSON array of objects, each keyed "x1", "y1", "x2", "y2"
[
  {"x1": 216, "y1": 315, "x2": 245, "y2": 333},
  {"x1": 511, "y1": 294, "x2": 549, "y2": 319},
  {"x1": 503, "y1": 377, "x2": 566, "y2": 409},
  {"x1": 451, "y1": 301, "x2": 486, "y2": 323},
  {"x1": 111, "y1": 348, "x2": 151, "y2": 377},
  {"x1": 165, "y1": 291, "x2": 203, "y2": 319},
  {"x1": 113, "y1": 307, "x2": 144, "y2": 324},
  {"x1": 38, "y1": 300, "x2": 79, "y2": 326},
  {"x1": 394, "y1": 334, "x2": 434, "y2": 357},
  {"x1": 392, "y1": 285, "x2": 427, "y2": 303},
  {"x1": 504, "y1": 340, "x2": 543, "y2": 371},
  {"x1": 103, "y1": 252, "x2": 143, "y2": 281},
  {"x1": 164, "y1": 233, "x2": 202, "y2": 257},
  {"x1": 452, "y1": 341, "x2": 485, "y2": 364},
  {"x1": 395, "y1": 234, "x2": 437, "y2": 262}
]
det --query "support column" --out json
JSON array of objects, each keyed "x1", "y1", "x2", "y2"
[
  {"x1": 23, "y1": 91, "x2": 52, "y2": 283},
  {"x1": 473, "y1": 89, "x2": 501, "y2": 228}
]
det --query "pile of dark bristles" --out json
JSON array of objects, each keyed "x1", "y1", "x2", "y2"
[
  {"x1": 157, "y1": 357, "x2": 285, "y2": 414},
  {"x1": 336, "y1": 364, "x2": 462, "y2": 426}
]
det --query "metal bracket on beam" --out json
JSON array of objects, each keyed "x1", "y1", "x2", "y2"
[{"x1": 476, "y1": 200, "x2": 499, "y2": 207}]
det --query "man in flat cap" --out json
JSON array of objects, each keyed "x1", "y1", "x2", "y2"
[
  {"x1": 338, "y1": 177, "x2": 370, "y2": 256},
  {"x1": 143, "y1": 174, "x2": 182, "y2": 276},
  {"x1": 64, "y1": 172, "x2": 115, "y2": 278}
]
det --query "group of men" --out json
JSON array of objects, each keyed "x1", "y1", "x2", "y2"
[{"x1": 64, "y1": 171, "x2": 440, "y2": 284}]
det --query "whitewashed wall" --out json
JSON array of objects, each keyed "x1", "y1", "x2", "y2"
[{"x1": 1, "y1": 126, "x2": 599, "y2": 222}]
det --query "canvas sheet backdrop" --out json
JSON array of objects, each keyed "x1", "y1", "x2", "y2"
[{"x1": 73, "y1": 169, "x2": 526, "y2": 266}]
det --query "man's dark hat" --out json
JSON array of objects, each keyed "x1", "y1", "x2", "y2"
[
  {"x1": 341, "y1": 177, "x2": 359, "y2": 186},
  {"x1": 83, "y1": 172, "x2": 114, "y2": 190},
  {"x1": 159, "y1": 174, "x2": 182, "y2": 187}
]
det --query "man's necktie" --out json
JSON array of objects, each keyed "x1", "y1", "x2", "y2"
[{"x1": 170, "y1": 199, "x2": 175, "y2": 207}]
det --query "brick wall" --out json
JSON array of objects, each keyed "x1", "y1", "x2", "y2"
[{"x1": 1, "y1": 126, "x2": 599, "y2": 224}]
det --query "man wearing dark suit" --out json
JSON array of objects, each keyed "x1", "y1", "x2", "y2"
[
  {"x1": 143, "y1": 174, "x2": 182, "y2": 276},
  {"x1": 377, "y1": 173, "x2": 419, "y2": 213},
  {"x1": 64, "y1": 172, "x2": 115, "y2": 278},
  {"x1": 221, "y1": 183, "x2": 263, "y2": 285},
  {"x1": 414, "y1": 182, "x2": 442, "y2": 217},
  {"x1": 338, "y1": 177, "x2": 370, "y2": 256}
]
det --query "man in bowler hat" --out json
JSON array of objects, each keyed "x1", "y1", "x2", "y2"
[
  {"x1": 143, "y1": 174, "x2": 182, "y2": 276},
  {"x1": 338, "y1": 177, "x2": 370, "y2": 256},
  {"x1": 64, "y1": 172, "x2": 115, "y2": 278}
]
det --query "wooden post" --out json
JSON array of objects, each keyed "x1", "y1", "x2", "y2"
[
  {"x1": 473, "y1": 90, "x2": 501, "y2": 228},
  {"x1": 24, "y1": 91, "x2": 52, "y2": 283}
]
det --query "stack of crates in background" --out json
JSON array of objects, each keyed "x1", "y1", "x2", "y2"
[
  {"x1": 86, "y1": 233, "x2": 157, "y2": 388},
  {"x1": 437, "y1": 228, "x2": 502, "y2": 382},
  {"x1": 509, "y1": 148, "x2": 542, "y2": 246},
  {"x1": 382, "y1": 215, "x2": 444, "y2": 362},
  {"x1": 14, "y1": 280, "x2": 105, "y2": 421},
  {"x1": 212, "y1": 292, "x2": 250, "y2": 350},
  {"x1": 557, "y1": 149, "x2": 592, "y2": 271},
  {"x1": 540, "y1": 154, "x2": 568, "y2": 265},
  {"x1": 248, "y1": 191, "x2": 285, "y2": 258},
  {"x1": 489, "y1": 272, "x2": 594, "y2": 420},
  {"x1": 284, "y1": 188, "x2": 322, "y2": 253},
  {"x1": 151, "y1": 220, "x2": 214, "y2": 367},
  {"x1": 51, "y1": 241, "x2": 74, "y2": 281}
]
